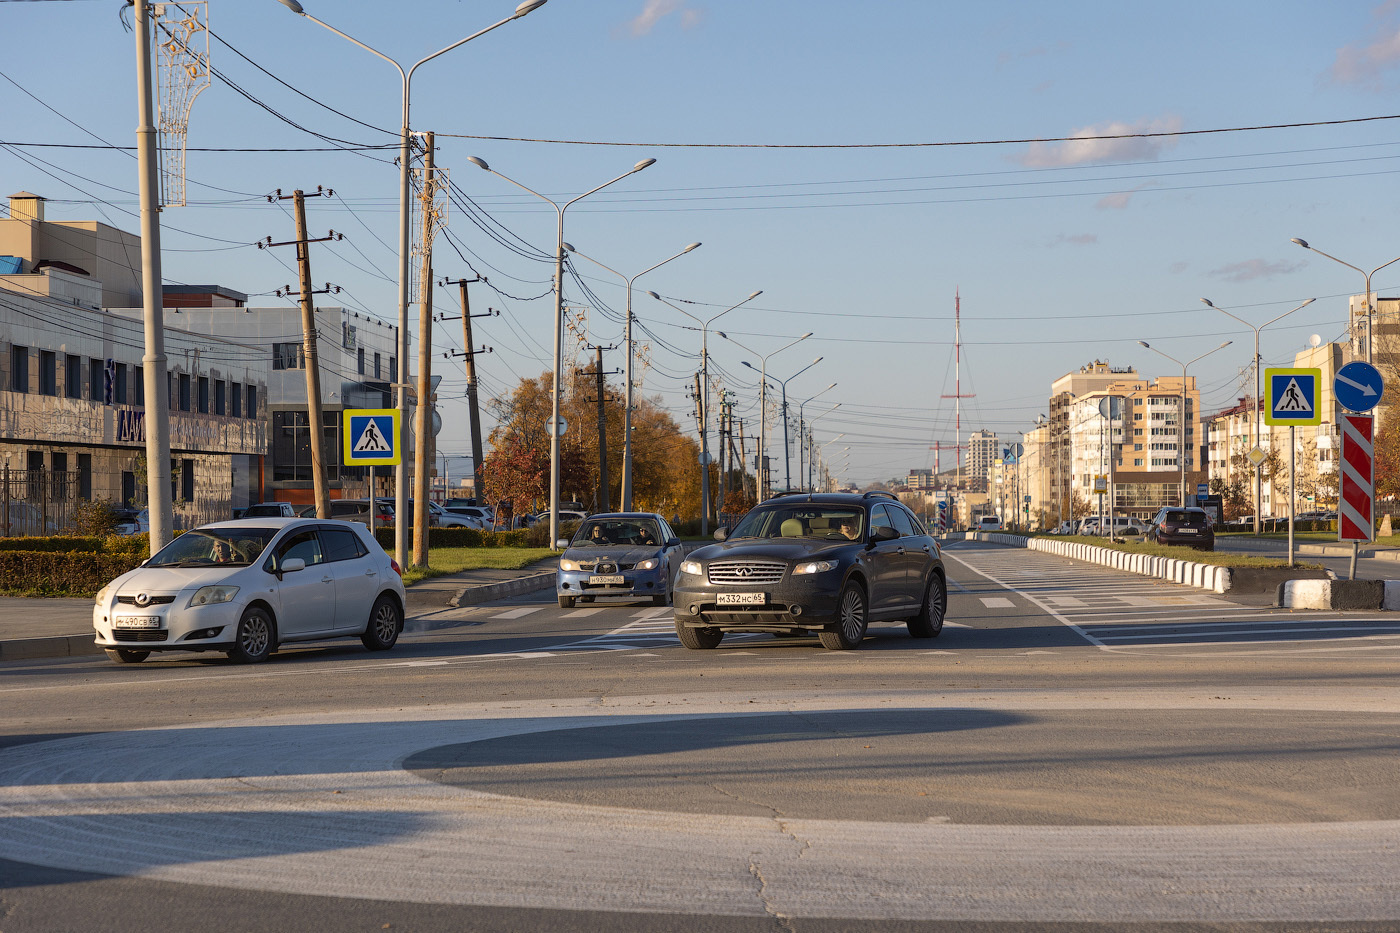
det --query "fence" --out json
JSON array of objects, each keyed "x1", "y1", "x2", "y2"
[{"x1": 1, "y1": 468, "x2": 80, "y2": 536}]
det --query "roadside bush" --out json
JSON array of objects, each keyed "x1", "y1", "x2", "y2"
[
  {"x1": 0, "y1": 535, "x2": 105, "y2": 553},
  {"x1": 72, "y1": 498, "x2": 122, "y2": 537},
  {"x1": 0, "y1": 547, "x2": 144, "y2": 597},
  {"x1": 372, "y1": 520, "x2": 581, "y2": 552}
]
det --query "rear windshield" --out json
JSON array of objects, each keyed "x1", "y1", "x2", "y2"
[
  {"x1": 1164, "y1": 510, "x2": 1207, "y2": 524},
  {"x1": 242, "y1": 505, "x2": 286, "y2": 517}
]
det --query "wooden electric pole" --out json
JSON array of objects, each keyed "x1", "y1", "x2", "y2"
[
  {"x1": 441, "y1": 277, "x2": 495, "y2": 504},
  {"x1": 583, "y1": 344, "x2": 620, "y2": 511},
  {"x1": 413, "y1": 133, "x2": 436, "y2": 568}
]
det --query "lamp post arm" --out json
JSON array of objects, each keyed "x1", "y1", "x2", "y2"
[
  {"x1": 293, "y1": 11, "x2": 407, "y2": 82},
  {"x1": 406, "y1": 10, "x2": 527, "y2": 84},
  {"x1": 565, "y1": 164, "x2": 650, "y2": 213}
]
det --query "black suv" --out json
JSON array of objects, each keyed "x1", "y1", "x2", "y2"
[
  {"x1": 673, "y1": 492, "x2": 948, "y2": 650},
  {"x1": 1148, "y1": 506, "x2": 1215, "y2": 551}
]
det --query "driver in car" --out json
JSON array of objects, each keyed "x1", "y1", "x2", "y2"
[
  {"x1": 836, "y1": 517, "x2": 861, "y2": 540},
  {"x1": 588, "y1": 525, "x2": 610, "y2": 545},
  {"x1": 212, "y1": 540, "x2": 235, "y2": 563}
]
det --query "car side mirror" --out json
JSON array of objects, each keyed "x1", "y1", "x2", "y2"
[
  {"x1": 555, "y1": 538, "x2": 571, "y2": 549},
  {"x1": 281, "y1": 557, "x2": 306, "y2": 573},
  {"x1": 871, "y1": 525, "x2": 899, "y2": 542},
  {"x1": 713, "y1": 526, "x2": 729, "y2": 541},
  {"x1": 666, "y1": 538, "x2": 681, "y2": 549}
]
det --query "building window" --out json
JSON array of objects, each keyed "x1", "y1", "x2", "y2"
[
  {"x1": 214, "y1": 379, "x2": 226, "y2": 415},
  {"x1": 181, "y1": 458, "x2": 194, "y2": 502},
  {"x1": 114, "y1": 363, "x2": 128, "y2": 404},
  {"x1": 78, "y1": 453, "x2": 92, "y2": 499},
  {"x1": 389, "y1": 356, "x2": 397, "y2": 384},
  {"x1": 272, "y1": 343, "x2": 304, "y2": 370},
  {"x1": 1134, "y1": 458, "x2": 1144, "y2": 466},
  {"x1": 178, "y1": 373, "x2": 191, "y2": 412},
  {"x1": 9, "y1": 345, "x2": 29, "y2": 393},
  {"x1": 246, "y1": 385, "x2": 257, "y2": 418},
  {"x1": 272, "y1": 410, "x2": 341, "y2": 482},
  {"x1": 133, "y1": 366, "x2": 144, "y2": 406},
  {"x1": 39, "y1": 350, "x2": 57, "y2": 396},
  {"x1": 65, "y1": 354, "x2": 81, "y2": 398},
  {"x1": 358, "y1": 347, "x2": 365, "y2": 375},
  {"x1": 121, "y1": 471, "x2": 137, "y2": 506},
  {"x1": 373, "y1": 352, "x2": 381, "y2": 379},
  {"x1": 89, "y1": 358, "x2": 103, "y2": 402},
  {"x1": 197, "y1": 376, "x2": 209, "y2": 414},
  {"x1": 231, "y1": 381, "x2": 242, "y2": 417},
  {"x1": 50, "y1": 452, "x2": 67, "y2": 499}
]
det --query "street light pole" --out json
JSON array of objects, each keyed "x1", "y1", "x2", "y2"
[
  {"x1": 648, "y1": 290, "x2": 763, "y2": 532},
  {"x1": 1138, "y1": 339, "x2": 1233, "y2": 508},
  {"x1": 718, "y1": 331, "x2": 812, "y2": 502},
  {"x1": 564, "y1": 243, "x2": 701, "y2": 512},
  {"x1": 797, "y1": 386, "x2": 837, "y2": 489},
  {"x1": 1291, "y1": 239, "x2": 1400, "y2": 366},
  {"x1": 770, "y1": 358, "x2": 824, "y2": 492},
  {"x1": 1202, "y1": 297, "x2": 1315, "y2": 534},
  {"x1": 275, "y1": 0, "x2": 547, "y2": 569},
  {"x1": 467, "y1": 158, "x2": 655, "y2": 547}
]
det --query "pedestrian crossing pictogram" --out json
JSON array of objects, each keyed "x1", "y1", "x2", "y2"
[
  {"x1": 1264, "y1": 368, "x2": 1321, "y2": 426},
  {"x1": 343, "y1": 409, "x2": 400, "y2": 465}
]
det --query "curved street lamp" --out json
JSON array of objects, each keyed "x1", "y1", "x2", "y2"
[
  {"x1": 467, "y1": 156, "x2": 656, "y2": 547},
  {"x1": 564, "y1": 242, "x2": 701, "y2": 511},
  {"x1": 1291, "y1": 238, "x2": 1400, "y2": 365},
  {"x1": 1137, "y1": 339, "x2": 1232, "y2": 509},
  {"x1": 648, "y1": 289, "x2": 763, "y2": 532},
  {"x1": 718, "y1": 330, "x2": 812, "y2": 501},
  {"x1": 768, "y1": 357, "x2": 824, "y2": 492},
  {"x1": 1201, "y1": 297, "x2": 1315, "y2": 535},
  {"x1": 275, "y1": 0, "x2": 547, "y2": 568}
]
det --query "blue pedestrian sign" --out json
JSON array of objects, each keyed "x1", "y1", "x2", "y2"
[
  {"x1": 1264, "y1": 368, "x2": 1322, "y2": 426},
  {"x1": 1333, "y1": 360, "x2": 1384, "y2": 414},
  {"x1": 343, "y1": 409, "x2": 400, "y2": 465}
]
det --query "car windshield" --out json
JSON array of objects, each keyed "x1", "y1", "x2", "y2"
[
  {"x1": 146, "y1": 528, "x2": 278, "y2": 568},
  {"x1": 575, "y1": 518, "x2": 662, "y2": 547},
  {"x1": 729, "y1": 506, "x2": 865, "y2": 540}
]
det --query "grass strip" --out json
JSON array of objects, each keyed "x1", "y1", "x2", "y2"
[{"x1": 401, "y1": 547, "x2": 555, "y2": 587}]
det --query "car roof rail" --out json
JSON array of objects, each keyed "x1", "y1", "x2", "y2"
[{"x1": 862, "y1": 490, "x2": 898, "y2": 501}]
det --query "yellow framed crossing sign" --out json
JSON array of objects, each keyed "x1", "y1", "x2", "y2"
[
  {"x1": 343, "y1": 408, "x2": 400, "y2": 465},
  {"x1": 1264, "y1": 368, "x2": 1322, "y2": 427}
]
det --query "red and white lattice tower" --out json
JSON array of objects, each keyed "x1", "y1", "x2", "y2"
[{"x1": 1339, "y1": 413, "x2": 1375, "y2": 542}]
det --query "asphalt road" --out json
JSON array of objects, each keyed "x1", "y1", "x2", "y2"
[
  {"x1": 3, "y1": 540, "x2": 1399, "y2": 932},
  {"x1": 1214, "y1": 533, "x2": 1400, "y2": 580}
]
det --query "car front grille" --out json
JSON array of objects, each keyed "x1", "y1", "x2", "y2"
[
  {"x1": 112, "y1": 630, "x2": 168, "y2": 642},
  {"x1": 117, "y1": 595, "x2": 176, "y2": 605},
  {"x1": 708, "y1": 560, "x2": 786, "y2": 586},
  {"x1": 580, "y1": 560, "x2": 636, "y2": 573}
]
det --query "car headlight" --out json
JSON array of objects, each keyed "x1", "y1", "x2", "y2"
[
  {"x1": 558, "y1": 558, "x2": 580, "y2": 572},
  {"x1": 188, "y1": 585, "x2": 240, "y2": 608},
  {"x1": 793, "y1": 560, "x2": 836, "y2": 575},
  {"x1": 94, "y1": 583, "x2": 113, "y2": 606},
  {"x1": 636, "y1": 558, "x2": 659, "y2": 571},
  {"x1": 679, "y1": 560, "x2": 702, "y2": 576}
]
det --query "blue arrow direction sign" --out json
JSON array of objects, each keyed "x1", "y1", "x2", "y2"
[
  {"x1": 1334, "y1": 360, "x2": 1384, "y2": 414},
  {"x1": 1265, "y1": 368, "x2": 1322, "y2": 426}
]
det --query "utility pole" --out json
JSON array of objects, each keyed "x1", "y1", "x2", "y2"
[
  {"x1": 263, "y1": 187, "x2": 340, "y2": 519},
  {"x1": 583, "y1": 344, "x2": 620, "y2": 511},
  {"x1": 413, "y1": 133, "x2": 436, "y2": 568},
  {"x1": 441, "y1": 278, "x2": 495, "y2": 504},
  {"x1": 715, "y1": 397, "x2": 730, "y2": 515},
  {"x1": 941, "y1": 289, "x2": 975, "y2": 490}
]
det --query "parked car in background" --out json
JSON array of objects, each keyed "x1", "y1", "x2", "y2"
[
  {"x1": 113, "y1": 508, "x2": 150, "y2": 536},
  {"x1": 673, "y1": 491, "x2": 948, "y2": 651},
  {"x1": 977, "y1": 515, "x2": 1003, "y2": 532},
  {"x1": 295, "y1": 499, "x2": 394, "y2": 527},
  {"x1": 1081, "y1": 516, "x2": 1147, "y2": 536},
  {"x1": 427, "y1": 500, "x2": 477, "y2": 528},
  {"x1": 241, "y1": 502, "x2": 298, "y2": 519},
  {"x1": 444, "y1": 499, "x2": 496, "y2": 525},
  {"x1": 535, "y1": 509, "x2": 588, "y2": 526},
  {"x1": 388, "y1": 500, "x2": 440, "y2": 528},
  {"x1": 92, "y1": 518, "x2": 405, "y2": 664},
  {"x1": 556, "y1": 512, "x2": 684, "y2": 608},
  {"x1": 441, "y1": 503, "x2": 492, "y2": 529},
  {"x1": 1148, "y1": 507, "x2": 1215, "y2": 551}
]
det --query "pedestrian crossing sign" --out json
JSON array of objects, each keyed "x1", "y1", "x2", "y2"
[
  {"x1": 343, "y1": 408, "x2": 400, "y2": 465},
  {"x1": 1264, "y1": 368, "x2": 1321, "y2": 426}
]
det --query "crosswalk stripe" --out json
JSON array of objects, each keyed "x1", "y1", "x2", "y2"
[{"x1": 490, "y1": 607, "x2": 542, "y2": 620}]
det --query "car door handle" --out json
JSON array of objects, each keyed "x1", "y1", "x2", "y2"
[
  {"x1": 364, "y1": 569, "x2": 376, "y2": 576},
  {"x1": 895, "y1": 547, "x2": 905, "y2": 554},
  {"x1": 321, "y1": 576, "x2": 334, "y2": 584}
]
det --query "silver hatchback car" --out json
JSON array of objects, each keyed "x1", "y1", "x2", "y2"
[{"x1": 93, "y1": 518, "x2": 406, "y2": 664}]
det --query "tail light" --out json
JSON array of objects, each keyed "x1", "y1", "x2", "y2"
[{"x1": 390, "y1": 559, "x2": 402, "y2": 576}]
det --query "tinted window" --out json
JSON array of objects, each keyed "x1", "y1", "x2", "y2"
[
  {"x1": 321, "y1": 527, "x2": 367, "y2": 562},
  {"x1": 275, "y1": 530, "x2": 324, "y2": 567},
  {"x1": 871, "y1": 504, "x2": 899, "y2": 537},
  {"x1": 888, "y1": 507, "x2": 918, "y2": 538},
  {"x1": 730, "y1": 506, "x2": 865, "y2": 540}
]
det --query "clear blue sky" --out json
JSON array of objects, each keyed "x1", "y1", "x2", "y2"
[{"x1": 5, "y1": 0, "x2": 1400, "y2": 486}]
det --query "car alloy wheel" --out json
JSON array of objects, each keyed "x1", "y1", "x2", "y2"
[
  {"x1": 908, "y1": 572, "x2": 946, "y2": 639},
  {"x1": 361, "y1": 594, "x2": 402, "y2": 651},
  {"x1": 227, "y1": 606, "x2": 274, "y2": 664},
  {"x1": 820, "y1": 580, "x2": 868, "y2": 650}
]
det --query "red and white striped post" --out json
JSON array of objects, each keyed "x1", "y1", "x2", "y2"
[{"x1": 1339, "y1": 413, "x2": 1375, "y2": 579}]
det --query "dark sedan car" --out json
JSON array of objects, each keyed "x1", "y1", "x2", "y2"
[
  {"x1": 673, "y1": 492, "x2": 948, "y2": 651},
  {"x1": 1148, "y1": 506, "x2": 1215, "y2": 551},
  {"x1": 556, "y1": 512, "x2": 684, "y2": 608}
]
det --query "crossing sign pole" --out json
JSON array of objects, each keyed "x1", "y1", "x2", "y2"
[
  {"x1": 1264, "y1": 368, "x2": 1320, "y2": 567},
  {"x1": 344, "y1": 409, "x2": 400, "y2": 536}
]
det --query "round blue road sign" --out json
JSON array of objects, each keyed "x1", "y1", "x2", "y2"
[{"x1": 1334, "y1": 360, "x2": 1384, "y2": 413}]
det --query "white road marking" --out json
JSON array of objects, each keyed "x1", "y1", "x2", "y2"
[
  {"x1": 490, "y1": 607, "x2": 542, "y2": 620},
  {"x1": 979, "y1": 597, "x2": 1015, "y2": 609}
]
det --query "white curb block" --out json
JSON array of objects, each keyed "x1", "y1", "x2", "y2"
[
  {"x1": 1281, "y1": 580, "x2": 1332, "y2": 610},
  {"x1": 957, "y1": 532, "x2": 1230, "y2": 593}
]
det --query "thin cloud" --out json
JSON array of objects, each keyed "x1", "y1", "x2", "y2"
[
  {"x1": 1208, "y1": 259, "x2": 1306, "y2": 283},
  {"x1": 1328, "y1": 2, "x2": 1400, "y2": 88},
  {"x1": 1016, "y1": 115, "x2": 1184, "y2": 168},
  {"x1": 623, "y1": 0, "x2": 702, "y2": 37},
  {"x1": 1169, "y1": 261, "x2": 1189, "y2": 275},
  {"x1": 1050, "y1": 233, "x2": 1097, "y2": 246},
  {"x1": 1095, "y1": 181, "x2": 1158, "y2": 210}
]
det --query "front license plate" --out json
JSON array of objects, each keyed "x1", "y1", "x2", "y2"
[
  {"x1": 716, "y1": 592, "x2": 765, "y2": 606},
  {"x1": 589, "y1": 575, "x2": 625, "y2": 585},
  {"x1": 114, "y1": 616, "x2": 161, "y2": 629}
]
